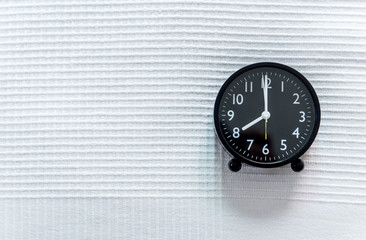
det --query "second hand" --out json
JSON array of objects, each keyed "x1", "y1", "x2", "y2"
[{"x1": 265, "y1": 119, "x2": 268, "y2": 140}]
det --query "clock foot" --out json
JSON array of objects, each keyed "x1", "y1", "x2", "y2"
[
  {"x1": 228, "y1": 159, "x2": 242, "y2": 172},
  {"x1": 291, "y1": 159, "x2": 304, "y2": 172}
]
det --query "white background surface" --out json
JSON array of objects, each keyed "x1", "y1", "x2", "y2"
[{"x1": 0, "y1": 0, "x2": 366, "y2": 239}]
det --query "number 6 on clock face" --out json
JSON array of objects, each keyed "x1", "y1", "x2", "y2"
[{"x1": 214, "y1": 62, "x2": 321, "y2": 170}]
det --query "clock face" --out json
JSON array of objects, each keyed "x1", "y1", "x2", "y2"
[{"x1": 214, "y1": 62, "x2": 320, "y2": 168}]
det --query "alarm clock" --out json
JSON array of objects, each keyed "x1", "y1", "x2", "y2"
[{"x1": 214, "y1": 62, "x2": 320, "y2": 172}]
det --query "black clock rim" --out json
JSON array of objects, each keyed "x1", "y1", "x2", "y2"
[{"x1": 214, "y1": 62, "x2": 321, "y2": 168}]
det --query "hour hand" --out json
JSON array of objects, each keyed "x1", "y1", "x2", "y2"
[{"x1": 241, "y1": 116, "x2": 263, "y2": 131}]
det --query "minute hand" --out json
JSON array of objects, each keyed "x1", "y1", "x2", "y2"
[
  {"x1": 264, "y1": 74, "x2": 268, "y2": 112},
  {"x1": 241, "y1": 116, "x2": 263, "y2": 131}
]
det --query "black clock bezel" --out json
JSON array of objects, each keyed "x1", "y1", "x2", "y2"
[{"x1": 214, "y1": 62, "x2": 321, "y2": 168}]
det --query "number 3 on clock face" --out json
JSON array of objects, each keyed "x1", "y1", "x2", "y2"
[{"x1": 214, "y1": 62, "x2": 321, "y2": 172}]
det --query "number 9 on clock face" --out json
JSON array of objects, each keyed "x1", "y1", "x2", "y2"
[{"x1": 214, "y1": 62, "x2": 320, "y2": 168}]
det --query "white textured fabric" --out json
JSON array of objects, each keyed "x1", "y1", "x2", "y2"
[{"x1": 0, "y1": 0, "x2": 366, "y2": 239}]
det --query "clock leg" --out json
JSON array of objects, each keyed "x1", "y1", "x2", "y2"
[
  {"x1": 228, "y1": 159, "x2": 242, "y2": 172},
  {"x1": 291, "y1": 159, "x2": 304, "y2": 172}
]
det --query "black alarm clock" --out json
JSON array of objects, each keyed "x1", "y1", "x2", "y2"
[{"x1": 214, "y1": 62, "x2": 320, "y2": 172}]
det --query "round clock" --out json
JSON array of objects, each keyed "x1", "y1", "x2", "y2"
[{"x1": 214, "y1": 62, "x2": 320, "y2": 172}]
